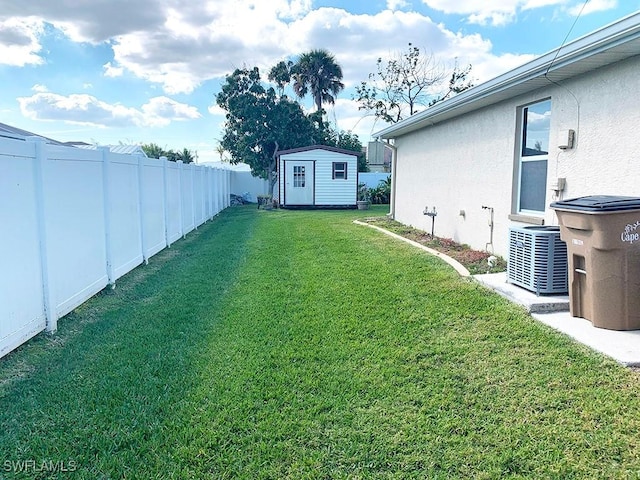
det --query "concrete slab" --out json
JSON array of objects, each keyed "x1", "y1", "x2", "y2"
[
  {"x1": 474, "y1": 272, "x2": 640, "y2": 366},
  {"x1": 474, "y1": 272, "x2": 569, "y2": 313}
]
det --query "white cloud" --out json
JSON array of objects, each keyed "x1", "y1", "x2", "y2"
[
  {"x1": 17, "y1": 92, "x2": 201, "y2": 128},
  {"x1": 421, "y1": 0, "x2": 567, "y2": 25},
  {"x1": 4, "y1": 2, "x2": 523, "y2": 94},
  {"x1": 103, "y1": 62, "x2": 124, "y2": 78},
  {"x1": 568, "y1": 0, "x2": 617, "y2": 16},
  {"x1": 32, "y1": 84, "x2": 49, "y2": 93},
  {"x1": 141, "y1": 97, "x2": 201, "y2": 126},
  {"x1": 4, "y1": 2, "x2": 535, "y2": 109},
  {"x1": 0, "y1": 18, "x2": 44, "y2": 66},
  {"x1": 387, "y1": 0, "x2": 411, "y2": 10},
  {"x1": 421, "y1": 0, "x2": 620, "y2": 25},
  {"x1": 208, "y1": 104, "x2": 227, "y2": 116}
]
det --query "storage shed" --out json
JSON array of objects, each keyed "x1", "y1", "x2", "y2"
[{"x1": 277, "y1": 145, "x2": 360, "y2": 208}]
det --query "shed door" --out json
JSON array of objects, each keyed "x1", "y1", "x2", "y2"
[{"x1": 285, "y1": 161, "x2": 314, "y2": 205}]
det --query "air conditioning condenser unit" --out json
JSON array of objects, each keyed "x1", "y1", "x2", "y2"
[{"x1": 507, "y1": 226, "x2": 568, "y2": 295}]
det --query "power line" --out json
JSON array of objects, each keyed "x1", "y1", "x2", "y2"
[{"x1": 546, "y1": 0, "x2": 590, "y2": 76}]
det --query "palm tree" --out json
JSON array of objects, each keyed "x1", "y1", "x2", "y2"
[
  {"x1": 176, "y1": 148, "x2": 195, "y2": 164},
  {"x1": 292, "y1": 49, "x2": 344, "y2": 112}
]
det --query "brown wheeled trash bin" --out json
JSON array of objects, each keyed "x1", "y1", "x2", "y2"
[{"x1": 550, "y1": 195, "x2": 640, "y2": 330}]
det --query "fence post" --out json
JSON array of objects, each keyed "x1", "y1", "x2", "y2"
[
  {"x1": 100, "y1": 147, "x2": 115, "y2": 287},
  {"x1": 28, "y1": 137, "x2": 58, "y2": 333},
  {"x1": 137, "y1": 154, "x2": 148, "y2": 264},
  {"x1": 218, "y1": 168, "x2": 222, "y2": 210},
  {"x1": 210, "y1": 167, "x2": 215, "y2": 218},
  {"x1": 161, "y1": 156, "x2": 171, "y2": 248},
  {"x1": 225, "y1": 169, "x2": 230, "y2": 208},
  {"x1": 177, "y1": 160, "x2": 185, "y2": 239},
  {"x1": 190, "y1": 163, "x2": 196, "y2": 230},
  {"x1": 201, "y1": 167, "x2": 205, "y2": 221},
  {"x1": 213, "y1": 168, "x2": 219, "y2": 215}
]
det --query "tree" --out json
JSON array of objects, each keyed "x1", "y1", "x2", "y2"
[
  {"x1": 141, "y1": 143, "x2": 195, "y2": 163},
  {"x1": 354, "y1": 43, "x2": 473, "y2": 124},
  {"x1": 216, "y1": 67, "x2": 315, "y2": 191},
  {"x1": 268, "y1": 60, "x2": 293, "y2": 98},
  {"x1": 335, "y1": 131, "x2": 367, "y2": 172},
  {"x1": 292, "y1": 49, "x2": 344, "y2": 112},
  {"x1": 176, "y1": 148, "x2": 195, "y2": 163},
  {"x1": 141, "y1": 143, "x2": 165, "y2": 159}
]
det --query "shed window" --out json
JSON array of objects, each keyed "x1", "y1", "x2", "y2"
[
  {"x1": 332, "y1": 162, "x2": 347, "y2": 180},
  {"x1": 516, "y1": 99, "x2": 550, "y2": 214},
  {"x1": 293, "y1": 165, "x2": 305, "y2": 187}
]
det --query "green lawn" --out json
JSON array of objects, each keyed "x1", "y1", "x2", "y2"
[{"x1": 2, "y1": 205, "x2": 640, "y2": 479}]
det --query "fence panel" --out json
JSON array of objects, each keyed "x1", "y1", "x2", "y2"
[
  {"x1": 181, "y1": 163, "x2": 195, "y2": 235},
  {"x1": 213, "y1": 168, "x2": 221, "y2": 215},
  {"x1": 165, "y1": 161, "x2": 182, "y2": 245},
  {"x1": 107, "y1": 151, "x2": 144, "y2": 280},
  {"x1": 140, "y1": 157, "x2": 167, "y2": 258},
  {"x1": 0, "y1": 142, "x2": 46, "y2": 357},
  {"x1": 193, "y1": 166, "x2": 205, "y2": 227},
  {"x1": 44, "y1": 145, "x2": 109, "y2": 319},
  {"x1": 1, "y1": 138, "x2": 232, "y2": 358}
]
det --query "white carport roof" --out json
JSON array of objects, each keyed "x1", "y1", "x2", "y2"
[
  {"x1": 199, "y1": 161, "x2": 250, "y2": 171},
  {"x1": 74, "y1": 144, "x2": 148, "y2": 157},
  {"x1": 375, "y1": 11, "x2": 640, "y2": 139}
]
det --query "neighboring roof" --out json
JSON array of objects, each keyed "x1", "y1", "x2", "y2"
[
  {"x1": 277, "y1": 144, "x2": 361, "y2": 157},
  {"x1": 75, "y1": 144, "x2": 149, "y2": 157},
  {"x1": 199, "y1": 161, "x2": 250, "y2": 171},
  {"x1": 375, "y1": 12, "x2": 640, "y2": 139},
  {"x1": 0, "y1": 122, "x2": 67, "y2": 146}
]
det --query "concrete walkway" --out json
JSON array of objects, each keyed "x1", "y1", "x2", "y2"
[{"x1": 475, "y1": 273, "x2": 640, "y2": 367}]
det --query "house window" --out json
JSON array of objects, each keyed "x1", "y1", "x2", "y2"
[
  {"x1": 332, "y1": 162, "x2": 347, "y2": 180},
  {"x1": 516, "y1": 99, "x2": 551, "y2": 214},
  {"x1": 293, "y1": 165, "x2": 305, "y2": 187}
]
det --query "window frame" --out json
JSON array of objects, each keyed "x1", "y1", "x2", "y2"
[
  {"x1": 293, "y1": 165, "x2": 305, "y2": 188},
  {"x1": 515, "y1": 99, "x2": 551, "y2": 215},
  {"x1": 332, "y1": 162, "x2": 347, "y2": 180}
]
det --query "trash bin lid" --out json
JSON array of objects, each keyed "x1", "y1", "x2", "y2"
[{"x1": 550, "y1": 195, "x2": 640, "y2": 212}]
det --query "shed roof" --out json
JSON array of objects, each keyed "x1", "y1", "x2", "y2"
[
  {"x1": 277, "y1": 144, "x2": 361, "y2": 157},
  {"x1": 375, "y1": 11, "x2": 640, "y2": 139}
]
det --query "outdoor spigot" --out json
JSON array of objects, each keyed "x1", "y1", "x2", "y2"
[
  {"x1": 423, "y1": 206, "x2": 437, "y2": 217},
  {"x1": 423, "y1": 206, "x2": 437, "y2": 236}
]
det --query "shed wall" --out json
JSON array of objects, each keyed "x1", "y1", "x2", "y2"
[{"x1": 279, "y1": 149, "x2": 357, "y2": 206}]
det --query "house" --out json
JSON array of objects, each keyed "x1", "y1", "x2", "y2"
[
  {"x1": 366, "y1": 141, "x2": 392, "y2": 173},
  {"x1": 0, "y1": 122, "x2": 66, "y2": 145},
  {"x1": 375, "y1": 12, "x2": 640, "y2": 258},
  {"x1": 277, "y1": 145, "x2": 360, "y2": 208}
]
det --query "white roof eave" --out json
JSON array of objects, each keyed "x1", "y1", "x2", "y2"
[{"x1": 375, "y1": 11, "x2": 640, "y2": 139}]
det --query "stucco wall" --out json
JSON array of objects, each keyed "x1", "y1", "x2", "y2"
[{"x1": 393, "y1": 55, "x2": 640, "y2": 258}]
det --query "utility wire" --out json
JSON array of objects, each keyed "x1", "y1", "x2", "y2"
[{"x1": 546, "y1": 0, "x2": 590, "y2": 76}]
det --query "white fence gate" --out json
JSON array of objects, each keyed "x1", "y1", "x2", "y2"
[{"x1": 0, "y1": 137, "x2": 231, "y2": 358}]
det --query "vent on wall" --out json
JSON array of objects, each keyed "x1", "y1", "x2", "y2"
[{"x1": 507, "y1": 226, "x2": 568, "y2": 295}]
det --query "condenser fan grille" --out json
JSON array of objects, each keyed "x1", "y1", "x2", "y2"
[{"x1": 507, "y1": 226, "x2": 568, "y2": 294}]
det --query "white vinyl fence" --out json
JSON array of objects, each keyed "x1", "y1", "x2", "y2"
[{"x1": 0, "y1": 136, "x2": 231, "y2": 358}]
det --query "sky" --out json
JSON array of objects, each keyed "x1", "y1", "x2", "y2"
[{"x1": 1, "y1": 0, "x2": 639, "y2": 163}]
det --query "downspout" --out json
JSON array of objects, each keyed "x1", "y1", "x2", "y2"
[{"x1": 384, "y1": 140, "x2": 397, "y2": 219}]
